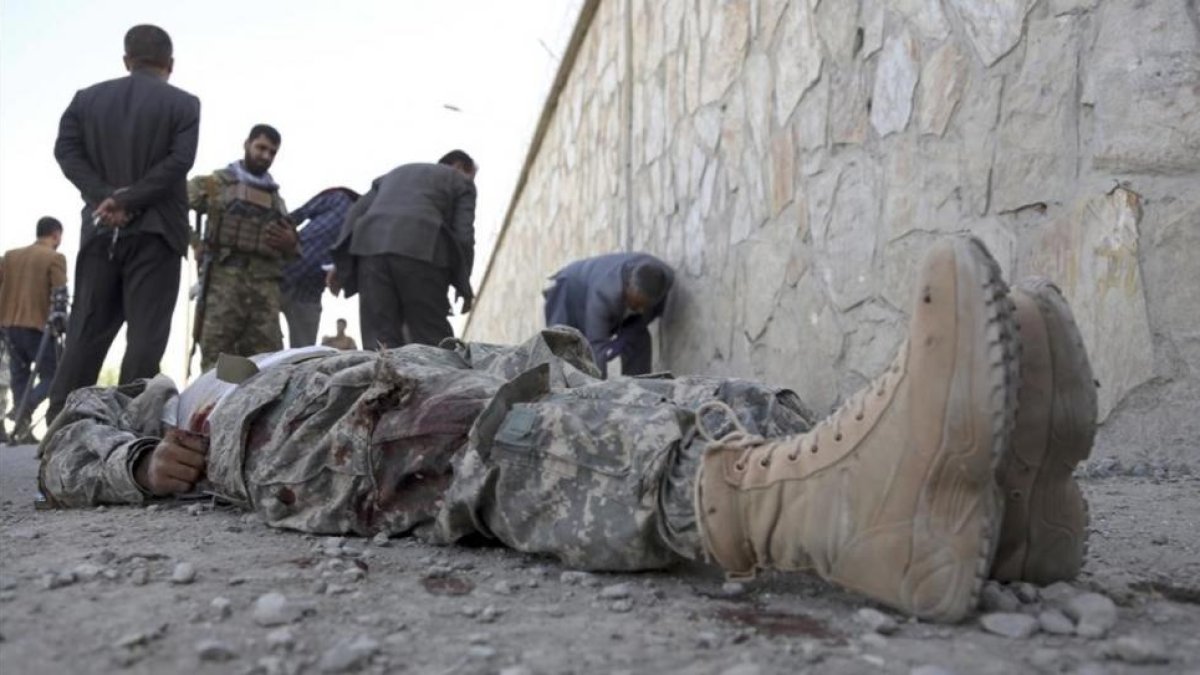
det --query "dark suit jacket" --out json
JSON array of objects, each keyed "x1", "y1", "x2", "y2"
[
  {"x1": 331, "y1": 163, "x2": 476, "y2": 299},
  {"x1": 543, "y1": 252, "x2": 674, "y2": 351},
  {"x1": 54, "y1": 68, "x2": 201, "y2": 257}
]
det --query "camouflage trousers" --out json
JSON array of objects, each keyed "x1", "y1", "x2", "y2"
[
  {"x1": 200, "y1": 258, "x2": 284, "y2": 371},
  {"x1": 219, "y1": 336, "x2": 813, "y2": 572}
]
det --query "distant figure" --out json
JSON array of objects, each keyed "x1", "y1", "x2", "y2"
[
  {"x1": 320, "y1": 319, "x2": 358, "y2": 351},
  {"x1": 331, "y1": 151, "x2": 477, "y2": 349},
  {"x1": 0, "y1": 217, "x2": 68, "y2": 441},
  {"x1": 48, "y1": 24, "x2": 201, "y2": 422},
  {"x1": 544, "y1": 252, "x2": 674, "y2": 377},
  {"x1": 280, "y1": 187, "x2": 359, "y2": 348},
  {"x1": 188, "y1": 124, "x2": 297, "y2": 371}
]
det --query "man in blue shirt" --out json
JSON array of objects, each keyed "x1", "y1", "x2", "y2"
[
  {"x1": 280, "y1": 187, "x2": 359, "y2": 347},
  {"x1": 543, "y1": 252, "x2": 674, "y2": 377}
]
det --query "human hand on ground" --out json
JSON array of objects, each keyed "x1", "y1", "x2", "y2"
[{"x1": 134, "y1": 429, "x2": 209, "y2": 496}]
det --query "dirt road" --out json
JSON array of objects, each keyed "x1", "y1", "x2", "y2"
[{"x1": 1, "y1": 444, "x2": 1197, "y2": 674}]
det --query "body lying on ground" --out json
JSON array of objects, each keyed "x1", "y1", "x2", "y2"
[{"x1": 38, "y1": 236, "x2": 1098, "y2": 623}]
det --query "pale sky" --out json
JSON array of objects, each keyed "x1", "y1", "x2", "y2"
[{"x1": 0, "y1": 0, "x2": 582, "y2": 385}]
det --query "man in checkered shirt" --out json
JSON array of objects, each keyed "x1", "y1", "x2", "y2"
[{"x1": 279, "y1": 187, "x2": 360, "y2": 347}]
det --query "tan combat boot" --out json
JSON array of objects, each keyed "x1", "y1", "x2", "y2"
[
  {"x1": 695, "y1": 236, "x2": 1019, "y2": 623},
  {"x1": 991, "y1": 279, "x2": 1097, "y2": 584}
]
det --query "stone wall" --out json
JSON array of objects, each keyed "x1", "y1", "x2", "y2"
[{"x1": 467, "y1": 0, "x2": 1200, "y2": 462}]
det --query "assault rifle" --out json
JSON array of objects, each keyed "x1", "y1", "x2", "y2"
[{"x1": 188, "y1": 209, "x2": 212, "y2": 379}]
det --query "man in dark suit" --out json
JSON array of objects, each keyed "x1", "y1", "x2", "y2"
[
  {"x1": 330, "y1": 151, "x2": 476, "y2": 349},
  {"x1": 543, "y1": 252, "x2": 675, "y2": 377},
  {"x1": 47, "y1": 24, "x2": 200, "y2": 421}
]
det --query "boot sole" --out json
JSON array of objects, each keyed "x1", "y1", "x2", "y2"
[
  {"x1": 1016, "y1": 279, "x2": 1096, "y2": 582},
  {"x1": 907, "y1": 236, "x2": 1018, "y2": 621}
]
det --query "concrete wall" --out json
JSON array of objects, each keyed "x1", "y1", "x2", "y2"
[{"x1": 467, "y1": 0, "x2": 1200, "y2": 463}]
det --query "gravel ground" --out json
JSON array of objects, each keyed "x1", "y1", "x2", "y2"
[{"x1": 1, "y1": 443, "x2": 1198, "y2": 675}]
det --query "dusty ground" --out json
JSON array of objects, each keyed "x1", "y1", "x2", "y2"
[{"x1": 1, "y1": 443, "x2": 1198, "y2": 675}]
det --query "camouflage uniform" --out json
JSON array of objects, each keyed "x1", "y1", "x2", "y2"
[
  {"x1": 189, "y1": 169, "x2": 294, "y2": 371},
  {"x1": 39, "y1": 328, "x2": 812, "y2": 572}
]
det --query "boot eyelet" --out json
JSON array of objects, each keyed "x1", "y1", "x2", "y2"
[
  {"x1": 786, "y1": 453, "x2": 798, "y2": 461},
  {"x1": 834, "y1": 433, "x2": 843, "y2": 441},
  {"x1": 855, "y1": 414, "x2": 864, "y2": 421},
  {"x1": 759, "y1": 458, "x2": 770, "y2": 468},
  {"x1": 810, "y1": 445, "x2": 818, "y2": 454},
  {"x1": 735, "y1": 462, "x2": 746, "y2": 472}
]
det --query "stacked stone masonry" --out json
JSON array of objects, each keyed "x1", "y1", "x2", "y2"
[{"x1": 467, "y1": 0, "x2": 1200, "y2": 463}]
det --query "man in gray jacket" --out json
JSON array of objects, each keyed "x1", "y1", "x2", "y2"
[
  {"x1": 331, "y1": 151, "x2": 476, "y2": 349},
  {"x1": 544, "y1": 252, "x2": 674, "y2": 377}
]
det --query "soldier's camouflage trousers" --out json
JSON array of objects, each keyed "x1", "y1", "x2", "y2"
[
  {"x1": 41, "y1": 329, "x2": 812, "y2": 572},
  {"x1": 200, "y1": 257, "x2": 284, "y2": 371}
]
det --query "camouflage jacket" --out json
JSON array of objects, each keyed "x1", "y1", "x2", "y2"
[{"x1": 38, "y1": 329, "x2": 603, "y2": 528}]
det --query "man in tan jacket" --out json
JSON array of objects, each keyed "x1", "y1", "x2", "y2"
[{"x1": 0, "y1": 217, "x2": 68, "y2": 442}]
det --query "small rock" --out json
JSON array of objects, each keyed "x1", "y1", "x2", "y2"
[
  {"x1": 170, "y1": 562, "x2": 197, "y2": 585},
  {"x1": 266, "y1": 628, "x2": 295, "y2": 652},
  {"x1": 609, "y1": 599, "x2": 634, "y2": 613},
  {"x1": 498, "y1": 668, "x2": 533, "y2": 675},
  {"x1": 145, "y1": 503, "x2": 161, "y2": 512},
  {"x1": 318, "y1": 635, "x2": 379, "y2": 673},
  {"x1": 252, "y1": 592, "x2": 298, "y2": 627},
  {"x1": 468, "y1": 645, "x2": 497, "y2": 659},
  {"x1": 696, "y1": 631, "x2": 719, "y2": 649},
  {"x1": 1039, "y1": 581, "x2": 1077, "y2": 605},
  {"x1": 72, "y1": 563, "x2": 104, "y2": 582},
  {"x1": 371, "y1": 532, "x2": 390, "y2": 547},
  {"x1": 980, "y1": 582, "x2": 1021, "y2": 613},
  {"x1": 1011, "y1": 582, "x2": 1039, "y2": 605},
  {"x1": 0, "y1": 576, "x2": 16, "y2": 591},
  {"x1": 1104, "y1": 635, "x2": 1170, "y2": 665},
  {"x1": 324, "y1": 583, "x2": 352, "y2": 595},
  {"x1": 559, "y1": 571, "x2": 599, "y2": 587},
  {"x1": 255, "y1": 656, "x2": 288, "y2": 675},
  {"x1": 980, "y1": 612, "x2": 1039, "y2": 639},
  {"x1": 720, "y1": 581, "x2": 747, "y2": 597},
  {"x1": 186, "y1": 503, "x2": 204, "y2": 516},
  {"x1": 460, "y1": 605, "x2": 480, "y2": 618},
  {"x1": 102, "y1": 569, "x2": 119, "y2": 581},
  {"x1": 129, "y1": 568, "x2": 149, "y2": 586},
  {"x1": 1065, "y1": 593, "x2": 1118, "y2": 639},
  {"x1": 599, "y1": 583, "x2": 632, "y2": 600},
  {"x1": 1034, "y1": 608, "x2": 1075, "y2": 634},
  {"x1": 425, "y1": 564, "x2": 453, "y2": 578},
  {"x1": 211, "y1": 597, "x2": 232, "y2": 620},
  {"x1": 478, "y1": 606, "x2": 501, "y2": 623},
  {"x1": 240, "y1": 513, "x2": 259, "y2": 524},
  {"x1": 39, "y1": 572, "x2": 75, "y2": 590},
  {"x1": 856, "y1": 608, "x2": 898, "y2": 635},
  {"x1": 196, "y1": 638, "x2": 237, "y2": 662},
  {"x1": 467, "y1": 632, "x2": 490, "y2": 645},
  {"x1": 493, "y1": 580, "x2": 516, "y2": 595},
  {"x1": 114, "y1": 623, "x2": 167, "y2": 649}
]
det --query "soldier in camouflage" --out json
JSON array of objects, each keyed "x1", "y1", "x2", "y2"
[
  {"x1": 189, "y1": 124, "x2": 298, "y2": 371},
  {"x1": 37, "y1": 236, "x2": 1099, "y2": 622}
]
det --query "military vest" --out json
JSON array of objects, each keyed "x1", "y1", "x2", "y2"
[{"x1": 204, "y1": 175, "x2": 286, "y2": 258}]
